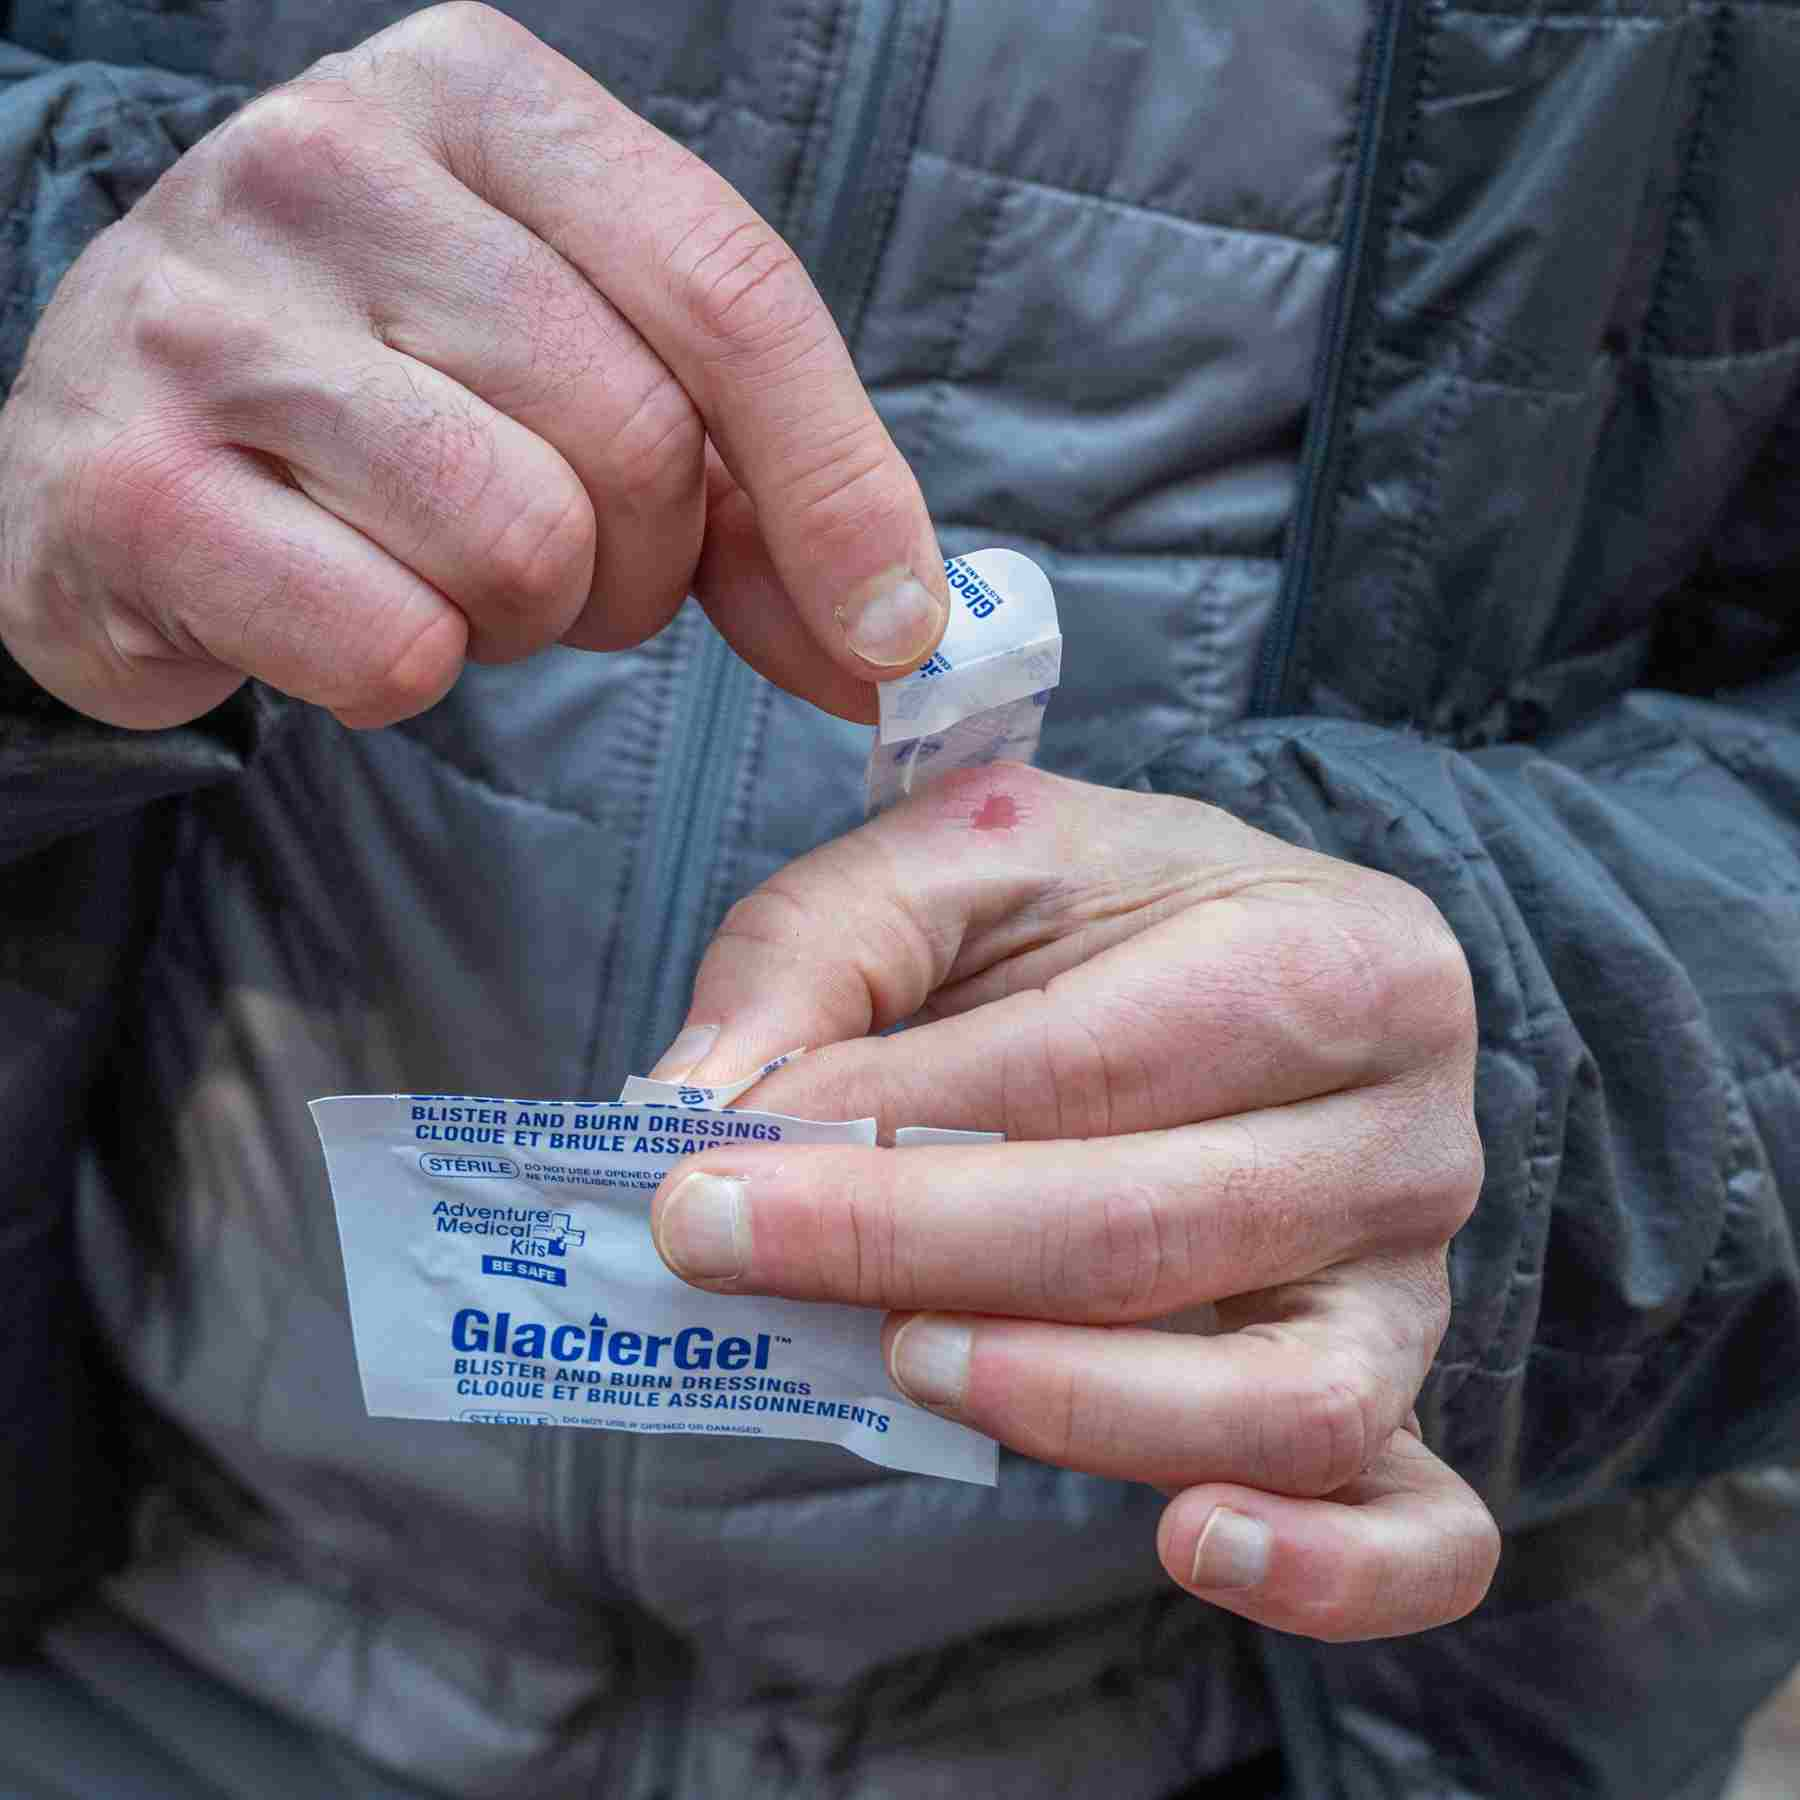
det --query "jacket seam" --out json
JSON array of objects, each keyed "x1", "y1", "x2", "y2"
[
  {"x1": 1385, "y1": 312, "x2": 1800, "y2": 392},
  {"x1": 1285, "y1": 0, "x2": 1442, "y2": 716},
  {"x1": 786, "y1": 0, "x2": 848, "y2": 251},
  {"x1": 583, "y1": 645, "x2": 680, "y2": 1090},
  {"x1": 696, "y1": 671, "x2": 775, "y2": 960},
  {"x1": 908, "y1": 167, "x2": 1006, "y2": 488},
  {"x1": 1390, "y1": 369, "x2": 1467, "y2": 717},
  {"x1": 907, "y1": 143, "x2": 1337, "y2": 255},
  {"x1": 1641, "y1": 3, "x2": 1730, "y2": 356},
  {"x1": 1526, "y1": 1096, "x2": 1769, "y2": 1489},
  {"x1": 922, "y1": 520, "x2": 1283, "y2": 562},
  {"x1": 1741, "y1": 1052, "x2": 1800, "y2": 1091},
  {"x1": 1314, "y1": 2, "x2": 1448, "y2": 723},
  {"x1": 1318, "y1": 12, "x2": 1369, "y2": 247},
  {"x1": 1437, "y1": 6, "x2": 1674, "y2": 26},
  {"x1": 836, "y1": 1, "x2": 946, "y2": 348},
  {"x1": 806, "y1": 1600, "x2": 1250, "y2": 1760},
  {"x1": 1441, "y1": 1, "x2": 1798, "y2": 22},
  {"x1": 383, "y1": 723, "x2": 620, "y2": 837}
]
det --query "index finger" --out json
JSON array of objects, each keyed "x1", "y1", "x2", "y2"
[
  {"x1": 648, "y1": 1088, "x2": 1468, "y2": 1322},
  {"x1": 380, "y1": 5, "x2": 949, "y2": 682}
]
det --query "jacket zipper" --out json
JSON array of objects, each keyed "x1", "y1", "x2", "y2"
[
  {"x1": 1249, "y1": 0, "x2": 1407, "y2": 720},
  {"x1": 615, "y1": 0, "x2": 920, "y2": 1080},
  {"x1": 623, "y1": 620, "x2": 756, "y2": 1075},
  {"x1": 592, "y1": 28, "x2": 923, "y2": 1789}
]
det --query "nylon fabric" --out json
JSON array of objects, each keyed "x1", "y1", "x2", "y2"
[{"x1": 2, "y1": 1, "x2": 1799, "y2": 1796}]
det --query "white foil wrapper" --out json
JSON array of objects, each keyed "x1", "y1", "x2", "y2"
[
  {"x1": 866, "y1": 548, "x2": 1061, "y2": 814},
  {"x1": 312, "y1": 1093, "x2": 1000, "y2": 1485}
]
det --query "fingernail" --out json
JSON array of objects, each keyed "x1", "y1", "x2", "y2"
[
  {"x1": 839, "y1": 569, "x2": 945, "y2": 668},
  {"x1": 655, "y1": 1172, "x2": 749, "y2": 1282},
  {"x1": 1189, "y1": 1508, "x2": 1272, "y2": 1592},
  {"x1": 649, "y1": 1024, "x2": 719, "y2": 1081},
  {"x1": 888, "y1": 1315, "x2": 971, "y2": 1409}
]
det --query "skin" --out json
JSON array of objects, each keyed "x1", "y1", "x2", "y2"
[
  {"x1": 0, "y1": 6, "x2": 1498, "y2": 1642},
  {"x1": 0, "y1": 4, "x2": 949, "y2": 730},
  {"x1": 650, "y1": 765, "x2": 1501, "y2": 1641}
]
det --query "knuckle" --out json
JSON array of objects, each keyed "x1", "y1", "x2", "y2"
[
  {"x1": 1315, "y1": 1499, "x2": 1497, "y2": 1640},
  {"x1": 1298, "y1": 1560, "x2": 1387, "y2": 1645},
  {"x1": 78, "y1": 428, "x2": 218, "y2": 572},
  {"x1": 714, "y1": 884, "x2": 822, "y2": 961},
  {"x1": 1376, "y1": 1252, "x2": 1455, "y2": 1372},
  {"x1": 471, "y1": 241, "x2": 617, "y2": 411},
  {"x1": 676, "y1": 215, "x2": 825, "y2": 361},
  {"x1": 600, "y1": 378, "x2": 706, "y2": 513},
  {"x1": 1415, "y1": 1254, "x2": 1455, "y2": 1355},
  {"x1": 365, "y1": 371, "x2": 495, "y2": 507},
  {"x1": 774, "y1": 421, "x2": 914, "y2": 551},
  {"x1": 396, "y1": 0, "x2": 513, "y2": 48},
  {"x1": 1057, "y1": 1180, "x2": 1191, "y2": 1321},
  {"x1": 1264, "y1": 1354, "x2": 1387, "y2": 1496},
  {"x1": 212, "y1": 86, "x2": 370, "y2": 222},
  {"x1": 1440, "y1": 1113, "x2": 1486, "y2": 1235},
  {"x1": 1009, "y1": 1358, "x2": 1104, "y2": 1473},
  {"x1": 122, "y1": 255, "x2": 277, "y2": 385},
  {"x1": 356, "y1": 2, "x2": 524, "y2": 82},
  {"x1": 476, "y1": 480, "x2": 596, "y2": 633},
  {"x1": 835, "y1": 1163, "x2": 909, "y2": 1309},
  {"x1": 1305, "y1": 876, "x2": 1477, "y2": 1072},
  {"x1": 1381, "y1": 880, "x2": 1479, "y2": 1058},
  {"x1": 1368, "y1": 1092, "x2": 1485, "y2": 1248},
  {"x1": 1449, "y1": 1508, "x2": 1503, "y2": 1622},
  {"x1": 336, "y1": 607, "x2": 465, "y2": 726},
  {"x1": 711, "y1": 876, "x2": 897, "y2": 1023}
]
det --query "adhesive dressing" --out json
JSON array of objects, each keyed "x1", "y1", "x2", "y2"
[
  {"x1": 866, "y1": 548, "x2": 1062, "y2": 814},
  {"x1": 312, "y1": 550, "x2": 1059, "y2": 1484}
]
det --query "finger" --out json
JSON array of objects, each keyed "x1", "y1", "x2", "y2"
[
  {"x1": 370, "y1": 5, "x2": 949, "y2": 689},
  {"x1": 647, "y1": 765, "x2": 1051, "y2": 1081},
  {"x1": 651, "y1": 770, "x2": 1474, "y2": 1137},
  {"x1": 875, "y1": 1261, "x2": 1444, "y2": 1497},
  {"x1": 689, "y1": 445, "x2": 881, "y2": 724},
  {"x1": 648, "y1": 1096, "x2": 1471, "y2": 1322},
  {"x1": 324, "y1": 154, "x2": 706, "y2": 653},
  {"x1": 78, "y1": 438, "x2": 466, "y2": 728},
  {"x1": 211, "y1": 334, "x2": 595, "y2": 663},
  {"x1": 1156, "y1": 1428, "x2": 1500, "y2": 1641}
]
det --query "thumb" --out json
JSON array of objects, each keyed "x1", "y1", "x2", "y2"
[
  {"x1": 645, "y1": 765, "x2": 1079, "y2": 1085},
  {"x1": 687, "y1": 446, "x2": 919, "y2": 725}
]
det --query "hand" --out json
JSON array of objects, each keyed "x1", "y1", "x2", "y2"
[
  {"x1": 0, "y1": 3, "x2": 946, "y2": 731},
  {"x1": 648, "y1": 764, "x2": 1500, "y2": 1642}
]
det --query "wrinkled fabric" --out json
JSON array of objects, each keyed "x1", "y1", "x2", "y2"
[{"x1": 1, "y1": 2, "x2": 1798, "y2": 1797}]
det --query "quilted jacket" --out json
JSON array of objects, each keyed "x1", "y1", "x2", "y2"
[{"x1": 3, "y1": 3, "x2": 1799, "y2": 1795}]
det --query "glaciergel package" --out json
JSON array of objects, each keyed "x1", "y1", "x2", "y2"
[
  {"x1": 866, "y1": 548, "x2": 1061, "y2": 814},
  {"x1": 312, "y1": 548, "x2": 1059, "y2": 1486},
  {"x1": 312, "y1": 1092, "x2": 1000, "y2": 1485}
]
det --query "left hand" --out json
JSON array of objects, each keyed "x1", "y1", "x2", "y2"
[{"x1": 647, "y1": 764, "x2": 1499, "y2": 1642}]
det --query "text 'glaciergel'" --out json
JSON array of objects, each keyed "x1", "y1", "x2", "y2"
[
  {"x1": 311, "y1": 1092, "x2": 1000, "y2": 1484},
  {"x1": 312, "y1": 550, "x2": 1058, "y2": 1484}
]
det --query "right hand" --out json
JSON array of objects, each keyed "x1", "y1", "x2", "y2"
[{"x1": 0, "y1": 3, "x2": 948, "y2": 730}]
